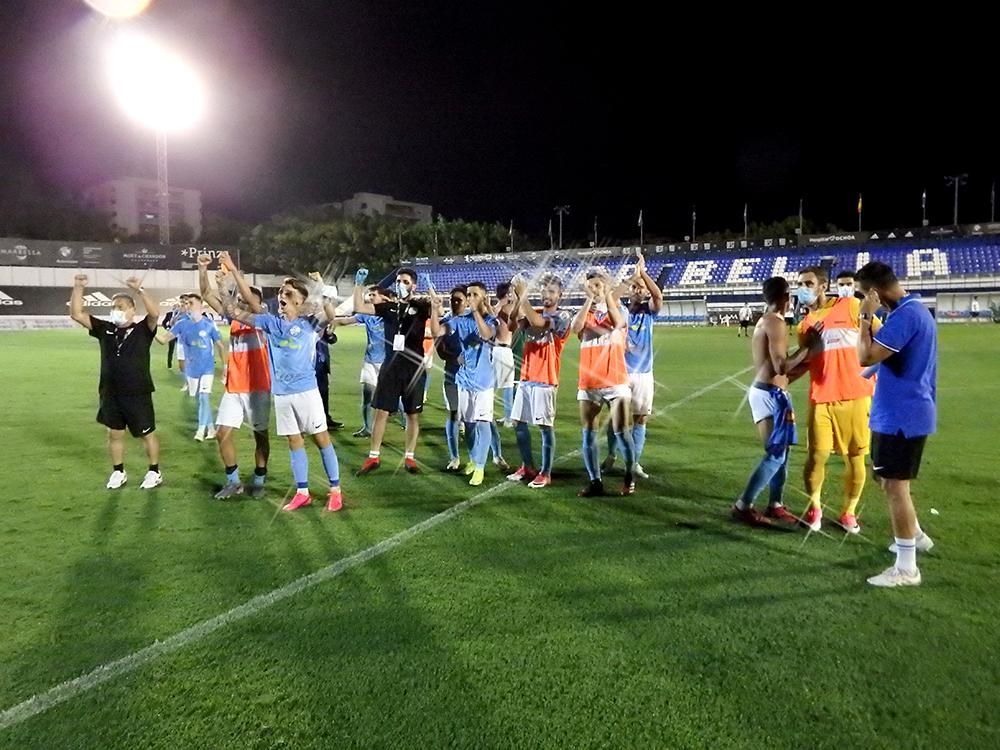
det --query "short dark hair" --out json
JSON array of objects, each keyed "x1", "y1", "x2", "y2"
[
  {"x1": 111, "y1": 293, "x2": 135, "y2": 307},
  {"x1": 762, "y1": 276, "x2": 790, "y2": 305},
  {"x1": 283, "y1": 278, "x2": 310, "y2": 300},
  {"x1": 539, "y1": 273, "x2": 562, "y2": 289},
  {"x1": 856, "y1": 261, "x2": 898, "y2": 289},
  {"x1": 178, "y1": 293, "x2": 189, "y2": 301},
  {"x1": 186, "y1": 293, "x2": 203, "y2": 302},
  {"x1": 450, "y1": 285, "x2": 468, "y2": 297},
  {"x1": 836, "y1": 269, "x2": 856, "y2": 281},
  {"x1": 798, "y1": 266, "x2": 828, "y2": 286},
  {"x1": 397, "y1": 268, "x2": 417, "y2": 283},
  {"x1": 585, "y1": 267, "x2": 607, "y2": 280},
  {"x1": 467, "y1": 281, "x2": 487, "y2": 294},
  {"x1": 496, "y1": 281, "x2": 511, "y2": 298},
  {"x1": 248, "y1": 286, "x2": 263, "y2": 302}
]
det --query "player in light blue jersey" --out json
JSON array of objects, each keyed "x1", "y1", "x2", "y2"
[
  {"x1": 157, "y1": 293, "x2": 225, "y2": 441},
  {"x1": 602, "y1": 252, "x2": 662, "y2": 479},
  {"x1": 431, "y1": 281, "x2": 499, "y2": 486},
  {"x1": 219, "y1": 253, "x2": 345, "y2": 513}
]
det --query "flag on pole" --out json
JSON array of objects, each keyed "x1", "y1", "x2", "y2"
[
  {"x1": 743, "y1": 203, "x2": 747, "y2": 222},
  {"x1": 857, "y1": 194, "x2": 863, "y2": 214},
  {"x1": 922, "y1": 189, "x2": 927, "y2": 209},
  {"x1": 508, "y1": 220, "x2": 513, "y2": 237},
  {"x1": 637, "y1": 210, "x2": 643, "y2": 228},
  {"x1": 548, "y1": 218, "x2": 554, "y2": 249}
]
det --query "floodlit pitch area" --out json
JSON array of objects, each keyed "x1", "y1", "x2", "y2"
[{"x1": 1, "y1": 325, "x2": 997, "y2": 748}]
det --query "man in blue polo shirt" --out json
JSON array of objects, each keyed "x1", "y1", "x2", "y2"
[{"x1": 856, "y1": 261, "x2": 937, "y2": 588}]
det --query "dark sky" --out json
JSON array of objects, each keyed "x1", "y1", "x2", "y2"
[{"x1": 1, "y1": 0, "x2": 997, "y2": 242}]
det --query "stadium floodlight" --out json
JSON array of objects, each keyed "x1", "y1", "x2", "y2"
[{"x1": 107, "y1": 33, "x2": 205, "y2": 244}]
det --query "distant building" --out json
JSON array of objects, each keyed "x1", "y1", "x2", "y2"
[
  {"x1": 84, "y1": 177, "x2": 202, "y2": 241},
  {"x1": 341, "y1": 192, "x2": 432, "y2": 224}
]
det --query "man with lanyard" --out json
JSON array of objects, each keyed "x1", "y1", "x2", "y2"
[
  {"x1": 856, "y1": 261, "x2": 937, "y2": 588},
  {"x1": 70, "y1": 274, "x2": 163, "y2": 490},
  {"x1": 197, "y1": 256, "x2": 272, "y2": 499},
  {"x1": 219, "y1": 254, "x2": 344, "y2": 513},
  {"x1": 572, "y1": 268, "x2": 637, "y2": 497},
  {"x1": 795, "y1": 266, "x2": 880, "y2": 534},
  {"x1": 732, "y1": 277, "x2": 821, "y2": 527},
  {"x1": 601, "y1": 252, "x2": 661, "y2": 480},
  {"x1": 354, "y1": 267, "x2": 433, "y2": 475},
  {"x1": 430, "y1": 281, "x2": 499, "y2": 486},
  {"x1": 157, "y1": 293, "x2": 225, "y2": 441},
  {"x1": 506, "y1": 273, "x2": 572, "y2": 489}
]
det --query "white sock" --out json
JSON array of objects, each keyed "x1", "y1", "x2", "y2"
[
  {"x1": 894, "y1": 538, "x2": 917, "y2": 573},
  {"x1": 369, "y1": 450, "x2": 380, "y2": 459},
  {"x1": 404, "y1": 451, "x2": 415, "y2": 459},
  {"x1": 735, "y1": 499, "x2": 747, "y2": 511}
]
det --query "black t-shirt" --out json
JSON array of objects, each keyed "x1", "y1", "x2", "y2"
[
  {"x1": 373, "y1": 298, "x2": 431, "y2": 368},
  {"x1": 88, "y1": 315, "x2": 157, "y2": 395}
]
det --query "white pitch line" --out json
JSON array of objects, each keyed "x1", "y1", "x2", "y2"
[{"x1": 0, "y1": 366, "x2": 749, "y2": 732}]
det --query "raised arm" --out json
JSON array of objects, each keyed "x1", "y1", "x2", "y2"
[
  {"x1": 857, "y1": 289, "x2": 894, "y2": 366},
  {"x1": 69, "y1": 274, "x2": 92, "y2": 329},
  {"x1": 514, "y1": 277, "x2": 546, "y2": 329},
  {"x1": 605, "y1": 286, "x2": 626, "y2": 330},
  {"x1": 571, "y1": 291, "x2": 595, "y2": 334},
  {"x1": 636, "y1": 253, "x2": 662, "y2": 313},
  {"x1": 125, "y1": 276, "x2": 159, "y2": 332}
]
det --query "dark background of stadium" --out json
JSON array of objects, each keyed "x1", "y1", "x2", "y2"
[{"x1": 0, "y1": 0, "x2": 996, "y2": 242}]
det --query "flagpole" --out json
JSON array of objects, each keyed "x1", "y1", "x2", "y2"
[
  {"x1": 691, "y1": 206, "x2": 696, "y2": 242},
  {"x1": 743, "y1": 202, "x2": 748, "y2": 241},
  {"x1": 992, "y1": 180, "x2": 996, "y2": 222},
  {"x1": 798, "y1": 197, "x2": 804, "y2": 235},
  {"x1": 638, "y1": 209, "x2": 644, "y2": 246},
  {"x1": 593, "y1": 216, "x2": 598, "y2": 248},
  {"x1": 858, "y1": 193, "x2": 862, "y2": 232},
  {"x1": 922, "y1": 189, "x2": 927, "y2": 226}
]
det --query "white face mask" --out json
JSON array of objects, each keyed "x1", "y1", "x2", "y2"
[
  {"x1": 837, "y1": 285, "x2": 854, "y2": 298},
  {"x1": 395, "y1": 281, "x2": 411, "y2": 299},
  {"x1": 110, "y1": 309, "x2": 129, "y2": 326}
]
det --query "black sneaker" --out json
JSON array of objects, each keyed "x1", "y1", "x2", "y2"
[{"x1": 578, "y1": 479, "x2": 606, "y2": 498}]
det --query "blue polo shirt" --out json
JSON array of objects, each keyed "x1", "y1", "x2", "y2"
[{"x1": 870, "y1": 295, "x2": 937, "y2": 437}]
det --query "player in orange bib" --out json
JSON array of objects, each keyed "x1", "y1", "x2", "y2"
[
  {"x1": 796, "y1": 267, "x2": 880, "y2": 534},
  {"x1": 199, "y1": 256, "x2": 272, "y2": 499},
  {"x1": 572, "y1": 268, "x2": 635, "y2": 497}
]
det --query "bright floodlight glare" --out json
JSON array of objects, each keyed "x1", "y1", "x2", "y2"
[
  {"x1": 84, "y1": 0, "x2": 153, "y2": 19},
  {"x1": 107, "y1": 34, "x2": 205, "y2": 133}
]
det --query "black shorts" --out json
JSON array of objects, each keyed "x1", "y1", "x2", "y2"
[
  {"x1": 98, "y1": 391, "x2": 156, "y2": 437},
  {"x1": 740, "y1": 320, "x2": 750, "y2": 328},
  {"x1": 871, "y1": 431, "x2": 927, "y2": 480},
  {"x1": 372, "y1": 363, "x2": 426, "y2": 415},
  {"x1": 971, "y1": 311, "x2": 980, "y2": 318}
]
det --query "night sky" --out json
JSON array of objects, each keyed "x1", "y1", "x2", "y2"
[{"x1": 1, "y1": 0, "x2": 997, "y2": 243}]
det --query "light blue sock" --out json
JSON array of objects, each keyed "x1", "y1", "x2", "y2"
[
  {"x1": 252, "y1": 470, "x2": 266, "y2": 487},
  {"x1": 540, "y1": 427, "x2": 555, "y2": 475},
  {"x1": 490, "y1": 421, "x2": 503, "y2": 460},
  {"x1": 362, "y1": 384, "x2": 374, "y2": 431},
  {"x1": 739, "y1": 453, "x2": 786, "y2": 507},
  {"x1": 197, "y1": 392, "x2": 212, "y2": 427},
  {"x1": 472, "y1": 421, "x2": 491, "y2": 469},
  {"x1": 319, "y1": 444, "x2": 340, "y2": 488},
  {"x1": 582, "y1": 428, "x2": 600, "y2": 481},
  {"x1": 502, "y1": 387, "x2": 514, "y2": 421},
  {"x1": 445, "y1": 417, "x2": 459, "y2": 461},
  {"x1": 632, "y1": 424, "x2": 647, "y2": 464},
  {"x1": 225, "y1": 465, "x2": 239, "y2": 484},
  {"x1": 615, "y1": 430, "x2": 636, "y2": 472},
  {"x1": 515, "y1": 422, "x2": 534, "y2": 467},
  {"x1": 289, "y1": 447, "x2": 309, "y2": 490}
]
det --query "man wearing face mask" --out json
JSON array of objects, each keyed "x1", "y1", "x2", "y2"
[
  {"x1": 354, "y1": 267, "x2": 433, "y2": 475},
  {"x1": 856, "y1": 261, "x2": 936, "y2": 588},
  {"x1": 437, "y1": 285, "x2": 467, "y2": 470},
  {"x1": 796, "y1": 266, "x2": 881, "y2": 535},
  {"x1": 70, "y1": 274, "x2": 162, "y2": 490}
]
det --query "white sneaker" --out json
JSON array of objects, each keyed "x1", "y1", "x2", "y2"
[
  {"x1": 206, "y1": 426, "x2": 217, "y2": 440},
  {"x1": 106, "y1": 470, "x2": 127, "y2": 489},
  {"x1": 888, "y1": 533, "x2": 935, "y2": 554},
  {"x1": 633, "y1": 463, "x2": 649, "y2": 480},
  {"x1": 140, "y1": 470, "x2": 162, "y2": 489},
  {"x1": 867, "y1": 566, "x2": 921, "y2": 587},
  {"x1": 194, "y1": 427, "x2": 206, "y2": 442},
  {"x1": 502, "y1": 420, "x2": 514, "y2": 428}
]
